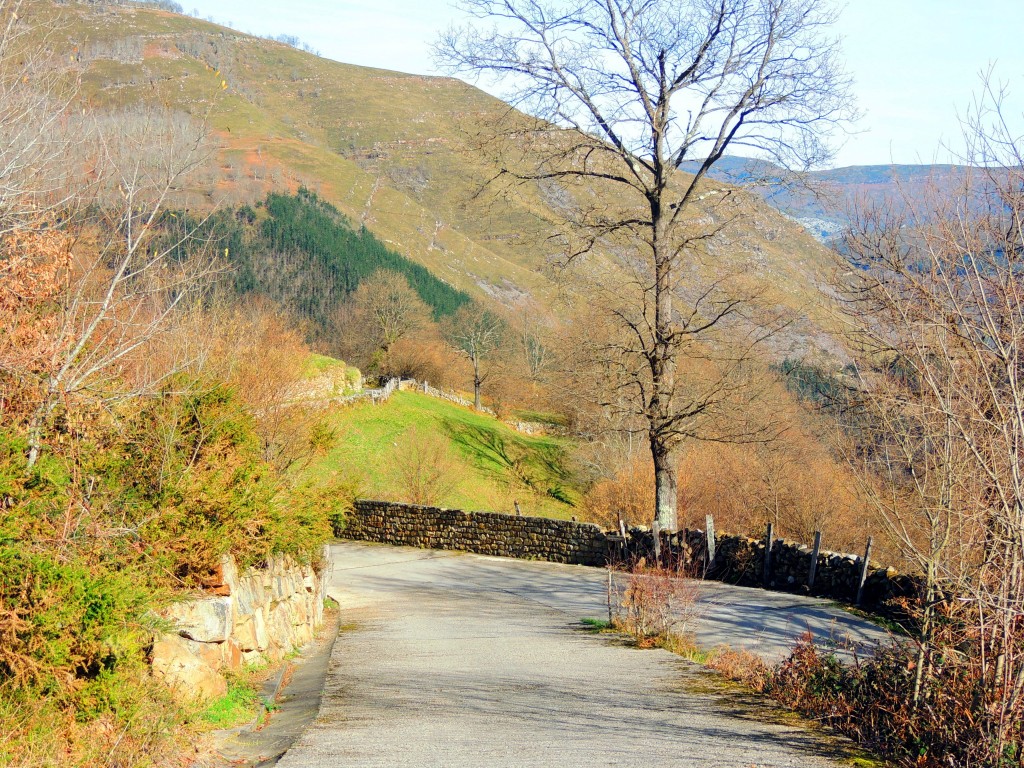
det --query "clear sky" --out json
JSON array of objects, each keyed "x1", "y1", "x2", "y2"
[{"x1": 181, "y1": 0, "x2": 1024, "y2": 169}]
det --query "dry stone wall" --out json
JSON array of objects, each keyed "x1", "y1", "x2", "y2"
[
  {"x1": 343, "y1": 501, "x2": 919, "y2": 618},
  {"x1": 346, "y1": 500, "x2": 609, "y2": 566},
  {"x1": 151, "y1": 547, "x2": 330, "y2": 701},
  {"x1": 623, "y1": 528, "x2": 917, "y2": 615}
]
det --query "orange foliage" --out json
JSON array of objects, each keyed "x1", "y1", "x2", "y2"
[
  {"x1": 0, "y1": 227, "x2": 72, "y2": 419},
  {"x1": 676, "y1": 385, "x2": 873, "y2": 554},
  {"x1": 583, "y1": 379, "x2": 876, "y2": 556},
  {"x1": 582, "y1": 452, "x2": 655, "y2": 528}
]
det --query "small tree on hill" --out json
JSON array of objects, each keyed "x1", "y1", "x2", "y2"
[
  {"x1": 437, "y1": 0, "x2": 855, "y2": 531},
  {"x1": 341, "y1": 270, "x2": 432, "y2": 376},
  {"x1": 442, "y1": 304, "x2": 504, "y2": 410}
]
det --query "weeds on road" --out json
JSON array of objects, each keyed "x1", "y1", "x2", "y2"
[
  {"x1": 602, "y1": 559, "x2": 1013, "y2": 767},
  {"x1": 609, "y1": 561, "x2": 701, "y2": 650}
]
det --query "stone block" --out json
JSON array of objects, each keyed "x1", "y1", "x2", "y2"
[
  {"x1": 151, "y1": 634, "x2": 227, "y2": 701},
  {"x1": 164, "y1": 596, "x2": 232, "y2": 643},
  {"x1": 222, "y1": 638, "x2": 243, "y2": 671},
  {"x1": 234, "y1": 615, "x2": 259, "y2": 652}
]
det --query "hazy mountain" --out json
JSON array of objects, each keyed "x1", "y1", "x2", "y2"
[{"x1": 680, "y1": 157, "x2": 972, "y2": 243}]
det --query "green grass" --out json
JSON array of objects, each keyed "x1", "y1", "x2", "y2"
[
  {"x1": 302, "y1": 353, "x2": 346, "y2": 378},
  {"x1": 199, "y1": 675, "x2": 262, "y2": 729},
  {"x1": 580, "y1": 617, "x2": 612, "y2": 631},
  {"x1": 300, "y1": 391, "x2": 581, "y2": 519}
]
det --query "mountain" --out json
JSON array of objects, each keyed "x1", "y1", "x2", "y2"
[
  {"x1": 680, "y1": 157, "x2": 972, "y2": 243},
  {"x1": 47, "y1": 0, "x2": 853, "y2": 361}
]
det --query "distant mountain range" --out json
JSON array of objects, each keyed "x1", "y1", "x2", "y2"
[{"x1": 680, "y1": 157, "x2": 971, "y2": 243}]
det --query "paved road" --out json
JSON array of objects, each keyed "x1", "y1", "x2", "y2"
[{"x1": 277, "y1": 542, "x2": 888, "y2": 767}]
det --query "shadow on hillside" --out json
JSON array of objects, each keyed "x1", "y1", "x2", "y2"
[{"x1": 440, "y1": 419, "x2": 574, "y2": 498}]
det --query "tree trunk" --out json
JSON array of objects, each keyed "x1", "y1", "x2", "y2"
[
  {"x1": 25, "y1": 388, "x2": 58, "y2": 469},
  {"x1": 649, "y1": 192, "x2": 676, "y2": 531},
  {"x1": 652, "y1": 443, "x2": 678, "y2": 532},
  {"x1": 472, "y1": 351, "x2": 482, "y2": 410}
]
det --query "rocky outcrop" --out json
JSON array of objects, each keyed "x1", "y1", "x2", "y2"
[{"x1": 151, "y1": 547, "x2": 330, "y2": 701}]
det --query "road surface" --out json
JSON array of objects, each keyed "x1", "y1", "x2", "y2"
[{"x1": 276, "y1": 542, "x2": 887, "y2": 767}]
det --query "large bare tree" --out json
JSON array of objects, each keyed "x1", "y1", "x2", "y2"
[{"x1": 437, "y1": 0, "x2": 855, "y2": 530}]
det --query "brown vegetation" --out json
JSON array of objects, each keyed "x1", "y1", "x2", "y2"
[{"x1": 391, "y1": 426, "x2": 462, "y2": 507}]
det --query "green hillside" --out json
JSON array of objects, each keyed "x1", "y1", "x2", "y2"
[
  {"x1": 301, "y1": 391, "x2": 581, "y2": 520},
  {"x1": 161, "y1": 189, "x2": 471, "y2": 332},
  {"x1": 46, "y1": 0, "x2": 850, "y2": 359}
]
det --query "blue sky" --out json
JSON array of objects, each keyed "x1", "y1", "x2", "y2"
[{"x1": 182, "y1": 0, "x2": 1024, "y2": 168}]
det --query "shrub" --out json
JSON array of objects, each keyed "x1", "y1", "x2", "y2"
[
  {"x1": 391, "y1": 426, "x2": 460, "y2": 507},
  {"x1": 612, "y1": 563, "x2": 701, "y2": 648}
]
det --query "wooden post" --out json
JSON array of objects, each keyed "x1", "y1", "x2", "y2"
[
  {"x1": 618, "y1": 514, "x2": 627, "y2": 555},
  {"x1": 705, "y1": 515, "x2": 716, "y2": 568},
  {"x1": 808, "y1": 530, "x2": 822, "y2": 591},
  {"x1": 652, "y1": 519, "x2": 661, "y2": 564},
  {"x1": 856, "y1": 536, "x2": 873, "y2": 606},
  {"x1": 607, "y1": 568, "x2": 613, "y2": 625},
  {"x1": 763, "y1": 522, "x2": 774, "y2": 587}
]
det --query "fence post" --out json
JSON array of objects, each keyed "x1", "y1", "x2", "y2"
[
  {"x1": 763, "y1": 522, "x2": 774, "y2": 587},
  {"x1": 808, "y1": 530, "x2": 822, "y2": 591},
  {"x1": 856, "y1": 536, "x2": 873, "y2": 606},
  {"x1": 705, "y1": 515, "x2": 716, "y2": 569},
  {"x1": 607, "y1": 567, "x2": 614, "y2": 625},
  {"x1": 617, "y1": 514, "x2": 627, "y2": 556}
]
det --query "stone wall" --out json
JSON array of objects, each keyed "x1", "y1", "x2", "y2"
[
  {"x1": 342, "y1": 501, "x2": 919, "y2": 617},
  {"x1": 622, "y1": 528, "x2": 917, "y2": 614},
  {"x1": 150, "y1": 547, "x2": 330, "y2": 700},
  {"x1": 345, "y1": 500, "x2": 609, "y2": 566}
]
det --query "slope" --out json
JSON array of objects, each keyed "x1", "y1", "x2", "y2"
[
  {"x1": 48, "y1": 1, "x2": 849, "y2": 359},
  {"x1": 300, "y1": 390, "x2": 581, "y2": 520}
]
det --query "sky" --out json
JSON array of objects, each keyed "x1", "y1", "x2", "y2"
[{"x1": 180, "y1": 0, "x2": 1024, "y2": 169}]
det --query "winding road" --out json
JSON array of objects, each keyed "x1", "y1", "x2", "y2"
[{"x1": 275, "y1": 541, "x2": 890, "y2": 767}]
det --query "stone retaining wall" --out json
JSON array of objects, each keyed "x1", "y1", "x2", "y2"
[
  {"x1": 151, "y1": 547, "x2": 330, "y2": 700},
  {"x1": 342, "y1": 501, "x2": 919, "y2": 617},
  {"x1": 345, "y1": 500, "x2": 608, "y2": 566}
]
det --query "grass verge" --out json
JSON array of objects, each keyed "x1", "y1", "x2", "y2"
[{"x1": 299, "y1": 391, "x2": 581, "y2": 519}]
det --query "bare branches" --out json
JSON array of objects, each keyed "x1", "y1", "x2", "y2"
[
  {"x1": 442, "y1": 305, "x2": 506, "y2": 410},
  {"x1": 837, "y1": 77, "x2": 1024, "y2": 752},
  {"x1": 19, "y1": 107, "x2": 220, "y2": 467},
  {"x1": 438, "y1": 0, "x2": 853, "y2": 529}
]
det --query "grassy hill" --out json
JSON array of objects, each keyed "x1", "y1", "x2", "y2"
[
  {"x1": 40, "y1": 0, "x2": 852, "y2": 361},
  {"x1": 301, "y1": 390, "x2": 582, "y2": 520}
]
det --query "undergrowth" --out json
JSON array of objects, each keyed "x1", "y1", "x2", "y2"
[
  {"x1": 0, "y1": 377, "x2": 346, "y2": 766},
  {"x1": 199, "y1": 674, "x2": 263, "y2": 729}
]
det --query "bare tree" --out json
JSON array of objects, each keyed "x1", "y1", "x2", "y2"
[
  {"x1": 442, "y1": 304, "x2": 505, "y2": 410},
  {"x1": 437, "y1": 0, "x2": 855, "y2": 530},
  {"x1": 23, "y1": 107, "x2": 217, "y2": 467},
  {"x1": 838, "y1": 78, "x2": 1024, "y2": 757},
  {"x1": 350, "y1": 270, "x2": 432, "y2": 373}
]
